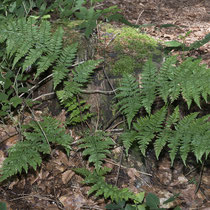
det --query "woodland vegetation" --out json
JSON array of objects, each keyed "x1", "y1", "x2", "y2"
[{"x1": 0, "y1": 0, "x2": 209, "y2": 209}]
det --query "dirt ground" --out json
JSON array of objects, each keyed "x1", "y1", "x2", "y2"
[{"x1": 0, "y1": 0, "x2": 210, "y2": 209}]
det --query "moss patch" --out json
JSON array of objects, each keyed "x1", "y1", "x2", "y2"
[
  {"x1": 100, "y1": 24, "x2": 161, "y2": 76},
  {"x1": 112, "y1": 55, "x2": 137, "y2": 75}
]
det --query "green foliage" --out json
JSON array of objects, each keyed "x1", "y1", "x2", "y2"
[
  {"x1": 0, "y1": 0, "x2": 47, "y2": 17},
  {"x1": 61, "y1": 96, "x2": 93, "y2": 125},
  {"x1": 116, "y1": 56, "x2": 210, "y2": 165},
  {"x1": 0, "y1": 116, "x2": 72, "y2": 182},
  {"x1": 106, "y1": 192, "x2": 180, "y2": 209},
  {"x1": 115, "y1": 74, "x2": 142, "y2": 129},
  {"x1": 79, "y1": 131, "x2": 115, "y2": 172},
  {"x1": 121, "y1": 106, "x2": 210, "y2": 165},
  {"x1": 164, "y1": 33, "x2": 210, "y2": 52},
  {"x1": 112, "y1": 55, "x2": 136, "y2": 76},
  {"x1": 0, "y1": 68, "x2": 29, "y2": 119},
  {"x1": 0, "y1": 202, "x2": 7, "y2": 210},
  {"x1": 56, "y1": 59, "x2": 101, "y2": 101},
  {"x1": 74, "y1": 167, "x2": 135, "y2": 202}
]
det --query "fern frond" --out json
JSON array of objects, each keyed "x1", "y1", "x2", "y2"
[
  {"x1": 35, "y1": 27, "x2": 64, "y2": 78},
  {"x1": 157, "y1": 56, "x2": 177, "y2": 102},
  {"x1": 73, "y1": 59, "x2": 101, "y2": 84},
  {"x1": 46, "y1": 26, "x2": 64, "y2": 54},
  {"x1": 53, "y1": 43, "x2": 78, "y2": 89},
  {"x1": 79, "y1": 131, "x2": 115, "y2": 172},
  {"x1": 168, "y1": 112, "x2": 199, "y2": 165},
  {"x1": 141, "y1": 59, "x2": 158, "y2": 114},
  {"x1": 56, "y1": 80, "x2": 81, "y2": 102},
  {"x1": 63, "y1": 97, "x2": 93, "y2": 125},
  {"x1": 0, "y1": 141, "x2": 42, "y2": 182},
  {"x1": 74, "y1": 168, "x2": 135, "y2": 202},
  {"x1": 115, "y1": 74, "x2": 142, "y2": 129},
  {"x1": 120, "y1": 130, "x2": 138, "y2": 156},
  {"x1": 0, "y1": 116, "x2": 72, "y2": 182},
  {"x1": 154, "y1": 106, "x2": 180, "y2": 159},
  {"x1": 134, "y1": 107, "x2": 167, "y2": 156},
  {"x1": 22, "y1": 48, "x2": 43, "y2": 72},
  {"x1": 186, "y1": 115, "x2": 210, "y2": 163},
  {"x1": 26, "y1": 116, "x2": 72, "y2": 155},
  {"x1": 176, "y1": 58, "x2": 210, "y2": 108}
]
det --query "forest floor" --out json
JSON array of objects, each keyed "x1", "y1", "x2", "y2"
[{"x1": 0, "y1": 0, "x2": 210, "y2": 209}]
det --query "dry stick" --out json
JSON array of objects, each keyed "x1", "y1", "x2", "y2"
[
  {"x1": 115, "y1": 147, "x2": 124, "y2": 187},
  {"x1": 10, "y1": 193, "x2": 55, "y2": 202},
  {"x1": 32, "y1": 92, "x2": 55, "y2": 101},
  {"x1": 136, "y1": 10, "x2": 145, "y2": 25},
  {"x1": 95, "y1": 94, "x2": 100, "y2": 131},
  {"x1": 25, "y1": 102, "x2": 51, "y2": 149},
  {"x1": 104, "y1": 158, "x2": 152, "y2": 177},
  {"x1": 81, "y1": 89, "x2": 116, "y2": 95},
  {"x1": 195, "y1": 161, "x2": 205, "y2": 194}
]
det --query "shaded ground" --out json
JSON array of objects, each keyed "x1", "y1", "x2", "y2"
[{"x1": 0, "y1": 0, "x2": 210, "y2": 209}]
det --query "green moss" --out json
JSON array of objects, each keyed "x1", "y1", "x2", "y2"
[
  {"x1": 113, "y1": 27, "x2": 158, "y2": 59},
  {"x1": 112, "y1": 55, "x2": 136, "y2": 76},
  {"x1": 101, "y1": 24, "x2": 161, "y2": 75}
]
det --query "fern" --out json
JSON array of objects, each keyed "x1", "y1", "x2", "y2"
[
  {"x1": 141, "y1": 59, "x2": 158, "y2": 114},
  {"x1": 168, "y1": 113, "x2": 210, "y2": 165},
  {"x1": 57, "y1": 59, "x2": 101, "y2": 101},
  {"x1": 129, "y1": 106, "x2": 210, "y2": 165},
  {"x1": 73, "y1": 59, "x2": 101, "y2": 83},
  {"x1": 115, "y1": 74, "x2": 142, "y2": 129},
  {"x1": 177, "y1": 58, "x2": 210, "y2": 108},
  {"x1": 154, "y1": 106, "x2": 180, "y2": 159},
  {"x1": 61, "y1": 96, "x2": 93, "y2": 125},
  {"x1": 120, "y1": 130, "x2": 138, "y2": 156},
  {"x1": 0, "y1": 116, "x2": 72, "y2": 182},
  {"x1": 35, "y1": 26, "x2": 64, "y2": 78},
  {"x1": 53, "y1": 43, "x2": 78, "y2": 89},
  {"x1": 133, "y1": 107, "x2": 167, "y2": 156},
  {"x1": 157, "y1": 56, "x2": 178, "y2": 102},
  {"x1": 79, "y1": 131, "x2": 115, "y2": 172},
  {"x1": 74, "y1": 167, "x2": 135, "y2": 202}
]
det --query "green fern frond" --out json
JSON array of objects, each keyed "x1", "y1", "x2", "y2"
[
  {"x1": 37, "y1": 20, "x2": 52, "y2": 47},
  {"x1": 154, "y1": 106, "x2": 180, "y2": 159},
  {"x1": 134, "y1": 107, "x2": 167, "y2": 156},
  {"x1": 168, "y1": 112, "x2": 199, "y2": 165},
  {"x1": 115, "y1": 74, "x2": 142, "y2": 129},
  {"x1": 23, "y1": 48, "x2": 43, "y2": 72},
  {"x1": 53, "y1": 43, "x2": 78, "y2": 89},
  {"x1": 177, "y1": 58, "x2": 210, "y2": 108},
  {"x1": 73, "y1": 59, "x2": 101, "y2": 84},
  {"x1": 0, "y1": 116, "x2": 72, "y2": 182},
  {"x1": 35, "y1": 27, "x2": 64, "y2": 78},
  {"x1": 60, "y1": 96, "x2": 93, "y2": 125},
  {"x1": 79, "y1": 131, "x2": 115, "y2": 172},
  {"x1": 157, "y1": 56, "x2": 178, "y2": 102},
  {"x1": 0, "y1": 141, "x2": 42, "y2": 182},
  {"x1": 74, "y1": 168, "x2": 135, "y2": 202},
  {"x1": 120, "y1": 130, "x2": 138, "y2": 156},
  {"x1": 141, "y1": 59, "x2": 158, "y2": 114},
  {"x1": 56, "y1": 80, "x2": 81, "y2": 102}
]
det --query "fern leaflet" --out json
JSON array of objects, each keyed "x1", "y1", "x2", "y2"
[
  {"x1": 74, "y1": 167, "x2": 135, "y2": 202},
  {"x1": 115, "y1": 74, "x2": 142, "y2": 129},
  {"x1": 133, "y1": 107, "x2": 167, "y2": 156},
  {"x1": 79, "y1": 131, "x2": 115, "y2": 172}
]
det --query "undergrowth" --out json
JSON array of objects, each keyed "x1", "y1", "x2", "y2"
[{"x1": 0, "y1": 1, "x2": 209, "y2": 209}]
